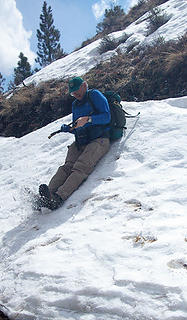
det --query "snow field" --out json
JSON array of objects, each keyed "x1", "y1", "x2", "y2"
[
  {"x1": 0, "y1": 97, "x2": 187, "y2": 319},
  {"x1": 1, "y1": 0, "x2": 187, "y2": 317}
]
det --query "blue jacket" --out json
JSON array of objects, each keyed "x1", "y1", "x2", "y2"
[
  {"x1": 73, "y1": 89, "x2": 111, "y2": 125},
  {"x1": 64, "y1": 89, "x2": 111, "y2": 145}
]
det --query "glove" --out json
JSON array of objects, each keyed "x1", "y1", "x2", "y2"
[{"x1": 61, "y1": 124, "x2": 70, "y2": 132}]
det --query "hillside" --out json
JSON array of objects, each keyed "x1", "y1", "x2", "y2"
[
  {"x1": 0, "y1": 0, "x2": 187, "y2": 318},
  {"x1": 0, "y1": 0, "x2": 186, "y2": 138},
  {"x1": 0, "y1": 96, "x2": 187, "y2": 319}
]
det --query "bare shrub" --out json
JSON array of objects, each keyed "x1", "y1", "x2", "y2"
[
  {"x1": 98, "y1": 36, "x2": 118, "y2": 54},
  {"x1": 98, "y1": 34, "x2": 130, "y2": 55},
  {"x1": 146, "y1": 7, "x2": 170, "y2": 35},
  {"x1": 126, "y1": 41, "x2": 140, "y2": 54}
]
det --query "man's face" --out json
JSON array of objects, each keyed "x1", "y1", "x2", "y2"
[{"x1": 71, "y1": 82, "x2": 87, "y2": 101}]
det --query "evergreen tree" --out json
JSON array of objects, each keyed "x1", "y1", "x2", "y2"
[
  {"x1": 14, "y1": 52, "x2": 33, "y2": 86},
  {"x1": 0, "y1": 72, "x2": 5, "y2": 93},
  {"x1": 36, "y1": 1, "x2": 65, "y2": 67},
  {"x1": 96, "y1": 5, "x2": 126, "y2": 34},
  {"x1": 8, "y1": 80, "x2": 16, "y2": 91}
]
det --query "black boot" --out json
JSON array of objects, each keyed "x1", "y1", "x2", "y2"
[
  {"x1": 39, "y1": 184, "x2": 51, "y2": 199},
  {"x1": 39, "y1": 184, "x2": 63, "y2": 210},
  {"x1": 32, "y1": 194, "x2": 52, "y2": 211},
  {"x1": 50, "y1": 193, "x2": 63, "y2": 210}
]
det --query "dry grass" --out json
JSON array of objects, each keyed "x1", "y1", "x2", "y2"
[
  {"x1": 0, "y1": 80, "x2": 73, "y2": 137},
  {"x1": 165, "y1": 50, "x2": 187, "y2": 73},
  {"x1": 84, "y1": 32, "x2": 187, "y2": 101}
]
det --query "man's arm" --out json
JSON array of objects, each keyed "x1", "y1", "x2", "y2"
[
  {"x1": 73, "y1": 90, "x2": 111, "y2": 128},
  {"x1": 88, "y1": 90, "x2": 111, "y2": 125}
]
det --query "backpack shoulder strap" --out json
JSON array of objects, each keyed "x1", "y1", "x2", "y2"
[{"x1": 87, "y1": 89, "x2": 99, "y2": 114}]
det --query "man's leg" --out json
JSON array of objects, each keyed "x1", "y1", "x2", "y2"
[
  {"x1": 56, "y1": 138, "x2": 110, "y2": 201},
  {"x1": 48, "y1": 142, "x2": 82, "y2": 195}
]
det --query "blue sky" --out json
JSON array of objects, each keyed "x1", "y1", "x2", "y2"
[
  {"x1": 16, "y1": 0, "x2": 99, "y2": 54},
  {"x1": 0, "y1": 0, "x2": 138, "y2": 85},
  {"x1": 16, "y1": 0, "x2": 136, "y2": 53}
]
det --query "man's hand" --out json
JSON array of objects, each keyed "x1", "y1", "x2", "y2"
[
  {"x1": 74, "y1": 116, "x2": 89, "y2": 128},
  {"x1": 61, "y1": 124, "x2": 70, "y2": 132}
]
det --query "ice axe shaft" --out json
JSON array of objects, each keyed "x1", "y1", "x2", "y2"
[
  {"x1": 48, "y1": 120, "x2": 77, "y2": 139},
  {"x1": 48, "y1": 130, "x2": 61, "y2": 139}
]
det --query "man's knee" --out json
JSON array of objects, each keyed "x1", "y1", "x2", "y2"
[
  {"x1": 61, "y1": 163, "x2": 73, "y2": 176},
  {"x1": 48, "y1": 164, "x2": 71, "y2": 193},
  {"x1": 74, "y1": 138, "x2": 110, "y2": 175},
  {"x1": 72, "y1": 161, "x2": 90, "y2": 179},
  {"x1": 72, "y1": 141, "x2": 108, "y2": 176}
]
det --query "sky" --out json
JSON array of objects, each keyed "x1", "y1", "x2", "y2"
[{"x1": 0, "y1": 0, "x2": 138, "y2": 82}]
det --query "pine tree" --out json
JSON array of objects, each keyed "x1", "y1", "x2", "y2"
[
  {"x1": 14, "y1": 52, "x2": 33, "y2": 86},
  {"x1": 36, "y1": 1, "x2": 65, "y2": 67},
  {"x1": 96, "y1": 5, "x2": 126, "y2": 34},
  {"x1": 0, "y1": 72, "x2": 5, "y2": 93},
  {"x1": 8, "y1": 80, "x2": 16, "y2": 91}
]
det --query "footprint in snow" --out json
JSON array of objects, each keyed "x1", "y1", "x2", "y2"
[
  {"x1": 124, "y1": 199, "x2": 154, "y2": 212},
  {"x1": 167, "y1": 259, "x2": 187, "y2": 270},
  {"x1": 124, "y1": 199, "x2": 142, "y2": 209},
  {"x1": 67, "y1": 203, "x2": 77, "y2": 209},
  {"x1": 98, "y1": 176, "x2": 114, "y2": 181},
  {"x1": 82, "y1": 193, "x2": 119, "y2": 204}
]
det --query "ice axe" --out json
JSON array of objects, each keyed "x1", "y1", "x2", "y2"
[{"x1": 48, "y1": 120, "x2": 77, "y2": 139}]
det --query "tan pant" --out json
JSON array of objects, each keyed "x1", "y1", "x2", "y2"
[{"x1": 48, "y1": 138, "x2": 110, "y2": 201}]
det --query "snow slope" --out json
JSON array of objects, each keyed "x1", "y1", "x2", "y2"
[
  {"x1": 23, "y1": 0, "x2": 187, "y2": 87},
  {"x1": 1, "y1": 0, "x2": 187, "y2": 318},
  {"x1": 0, "y1": 96, "x2": 187, "y2": 320}
]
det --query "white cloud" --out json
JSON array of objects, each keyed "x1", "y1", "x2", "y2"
[
  {"x1": 0, "y1": 0, "x2": 36, "y2": 76},
  {"x1": 92, "y1": 0, "x2": 118, "y2": 20},
  {"x1": 128, "y1": 0, "x2": 139, "y2": 8},
  {"x1": 92, "y1": 0, "x2": 139, "y2": 20}
]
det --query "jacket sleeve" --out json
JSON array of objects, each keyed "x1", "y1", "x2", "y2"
[{"x1": 89, "y1": 90, "x2": 111, "y2": 125}]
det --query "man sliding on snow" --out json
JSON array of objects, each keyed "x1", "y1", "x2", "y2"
[{"x1": 36, "y1": 76, "x2": 111, "y2": 210}]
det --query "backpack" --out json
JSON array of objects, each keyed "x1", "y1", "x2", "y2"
[{"x1": 88, "y1": 90, "x2": 139, "y2": 141}]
